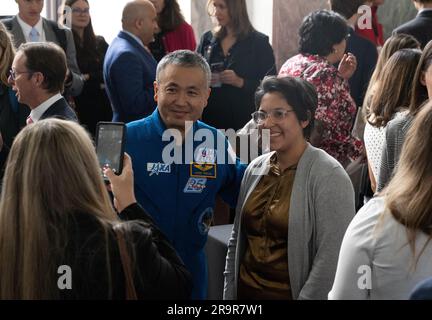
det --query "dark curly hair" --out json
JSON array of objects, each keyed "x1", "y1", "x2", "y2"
[
  {"x1": 255, "y1": 76, "x2": 317, "y2": 139},
  {"x1": 298, "y1": 10, "x2": 349, "y2": 57}
]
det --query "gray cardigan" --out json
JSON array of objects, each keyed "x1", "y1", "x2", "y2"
[
  {"x1": 223, "y1": 144, "x2": 355, "y2": 300},
  {"x1": 376, "y1": 114, "x2": 413, "y2": 192}
]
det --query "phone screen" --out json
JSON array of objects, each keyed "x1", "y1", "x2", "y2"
[{"x1": 95, "y1": 122, "x2": 125, "y2": 176}]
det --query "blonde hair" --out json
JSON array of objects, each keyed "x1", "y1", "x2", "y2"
[
  {"x1": 0, "y1": 119, "x2": 119, "y2": 299},
  {"x1": 385, "y1": 100, "x2": 432, "y2": 263},
  {"x1": 207, "y1": 0, "x2": 254, "y2": 40},
  {"x1": 0, "y1": 22, "x2": 15, "y2": 86}
]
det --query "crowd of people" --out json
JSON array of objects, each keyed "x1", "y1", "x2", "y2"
[{"x1": 0, "y1": 0, "x2": 432, "y2": 300}]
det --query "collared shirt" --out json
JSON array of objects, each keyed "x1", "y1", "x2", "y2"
[
  {"x1": 16, "y1": 14, "x2": 46, "y2": 42},
  {"x1": 29, "y1": 93, "x2": 62, "y2": 122},
  {"x1": 418, "y1": 8, "x2": 432, "y2": 14},
  {"x1": 122, "y1": 30, "x2": 146, "y2": 50}
]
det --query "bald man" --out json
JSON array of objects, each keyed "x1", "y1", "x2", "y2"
[{"x1": 104, "y1": 0, "x2": 159, "y2": 122}]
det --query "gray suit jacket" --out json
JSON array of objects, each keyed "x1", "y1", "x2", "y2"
[
  {"x1": 223, "y1": 144, "x2": 356, "y2": 300},
  {"x1": 7, "y1": 16, "x2": 84, "y2": 97}
]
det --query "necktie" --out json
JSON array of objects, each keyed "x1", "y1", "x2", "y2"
[
  {"x1": 26, "y1": 116, "x2": 34, "y2": 125},
  {"x1": 29, "y1": 27, "x2": 40, "y2": 42}
]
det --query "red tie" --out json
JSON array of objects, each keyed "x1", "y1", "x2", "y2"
[{"x1": 26, "y1": 116, "x2": 34, "y2": 125}]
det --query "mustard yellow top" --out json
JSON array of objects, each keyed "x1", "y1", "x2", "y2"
[{"x1": 238, "y1": 154, "x2": 296, "y2": 300}]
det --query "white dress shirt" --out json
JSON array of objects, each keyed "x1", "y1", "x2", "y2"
[
  {"x1": 29, "y1": 93, "x2": 63, "y2": 122},
  {"x1": 16, "y1": 14, "x2": 46, "y2": 42}
]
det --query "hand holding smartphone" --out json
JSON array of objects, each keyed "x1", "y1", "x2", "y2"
[{"x1": 95, "y1": 122, "x2": 126, "y2": 180}]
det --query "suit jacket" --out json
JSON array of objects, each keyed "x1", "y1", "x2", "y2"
[
  {"x1": 0, "y1": 84, "x2": 29, "y2": 182},
  {"x1": 103, "y1": 31, "x2": 157, "y2": 123},
  {"x1": 39, "y1": 97, "x2": 78, "y2": 122},
  {"x1": 393, "y1": 10, "x2": 432, "y2": 49},
  {"x1": 5, "y1": 16, "x2": 84, "y2": 97},
  {"x1": 346, "y1": 28, "x2": 378, "y2": 107}
]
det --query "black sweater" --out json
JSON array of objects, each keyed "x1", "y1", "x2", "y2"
[{"x1": 197, "y1": 30, "x2": 276, "y2": 131}]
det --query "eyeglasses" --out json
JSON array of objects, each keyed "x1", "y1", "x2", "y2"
[
  {"x1": 72, "y1": 8, "x2": 90, "y2": 14},
  {"x1": 251, "y1": 109, "x2": 295, "y2": 125},
  {"x1": 9, "y1": 69, "x2": 33, "y2": 81}
]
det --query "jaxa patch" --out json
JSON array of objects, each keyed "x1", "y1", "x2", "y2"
[
  {"x1": 184, "y1": 178, "x2": 207, "y2": 193},
  {"x1": 190, "y1": 162, "x2": 217, "y2": 179},
  {"x1": 147, "y1": 163, "x2": 171, "y2": 176},
  {"x1": 195, "y1": 147, "x2": 216, "y2": 163}
]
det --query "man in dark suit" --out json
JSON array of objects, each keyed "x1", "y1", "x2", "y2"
[
  {"x1": 2, "y1": 0, "x2": 84, "y2": 97},
  {"x1": 0, "y1": 42, "x2": 77, "y2": 183},
  {"x1": 103, "y1": 0, "x2": 158, "y2": 123},
  {"x1": 393, "y1": 0, "x2": 432, "y2": 49},
  {"x1": 330, "y1": 0, "x2": 378, "y2": 107},
  {"x1": 8, "y1": 42, "x2": 77, "y2": 123}
]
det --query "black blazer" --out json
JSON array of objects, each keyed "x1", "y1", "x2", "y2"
[
  {"x1": 40, "y1": 97, "x2": 78, "y2": 122},
  {"x1": 197, "y1": 30, "x2": 276, "y2": 131},
  {"x1": 393, "y1": 10, "x2": 432, "y2": 49},
  {"x1": 346, "y1": 28, "x2": 378, "y2": 107},
  {"x1": 0, "y1": 84, "x2": 29, "y2": 182}
]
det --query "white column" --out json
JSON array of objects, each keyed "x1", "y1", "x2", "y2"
[{"x1": 246, "y1": 0, "x2": 273, "y2": 42}]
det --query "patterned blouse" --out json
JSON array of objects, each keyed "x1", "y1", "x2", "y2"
[{"x1": 279, "y1": 54, "x2": 363, "y2": 164}]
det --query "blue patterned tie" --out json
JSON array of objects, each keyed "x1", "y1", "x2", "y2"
[{"x1": 29, "y1": 27, "x2": 39, "y2": 42}]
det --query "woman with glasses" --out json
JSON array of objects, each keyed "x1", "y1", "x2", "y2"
[
  {"x1": 65, "y1": 0, "x2": 112, "y2": 136},
  {"x1": 148, "y1": 0, "x2": 196, "y2": 62},
  {"x1": 0, "y1": 22, "x2": 29, "y2": 181},
  {"x1": 197, "y1": 0, "x2": 276, "y2": 132},
  {"x1": 223, "y1": 76, "x2": 356, "y2": 300},
  {"x1": 279, "y1": 10, "x2": 362, "y2": 167}
]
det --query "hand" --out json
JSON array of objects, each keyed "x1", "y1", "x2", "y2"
[
  {"x1": 104, "y1": 153, "x2": 137, "y2": 213},
  {"x1": 338, "y1": 53, "x2": 357, "y2": 80},
  {"x1": 220, "y1": 70, "x2": 244, "y2": 88}
]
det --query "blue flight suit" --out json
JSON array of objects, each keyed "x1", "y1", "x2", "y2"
[{"x1": 126, "y1": 109, "x2": 246, "y2": 299}]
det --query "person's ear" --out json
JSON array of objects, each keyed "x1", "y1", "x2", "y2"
[
  {"x1": 301, "y1": 111, "x2": 311, "y2": 129},
  {"x1": 33, "y1": 72, "x2": 44, "y2": 87},
  {"x1": 153, "y1": 81, "x2": 159, "y2": 102},
  {"x1": 420, "y1": 71, "x2": 427, "y2": 86},
  {"x1": 201, "y1": 87, "x2": 211, "y2": 110}
]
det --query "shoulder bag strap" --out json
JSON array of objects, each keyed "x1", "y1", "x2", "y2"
[{"x1": 114, "y1": 226, "x2": 138, "y2": 300}]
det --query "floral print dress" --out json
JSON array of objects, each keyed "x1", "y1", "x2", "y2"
[{"x1": 279, "y1": 54, "x2": 363, "y2": 165}]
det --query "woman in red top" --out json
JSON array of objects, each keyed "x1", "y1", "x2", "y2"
[
  {"x1": 279, "y1": 10, "x2": 363, "y2": 166},
  {"x1": 149, "y1": 0, "x2": 196, "y2": 61},
  {"x1": 356, "y1": 0, "x2": 385, "y2": 48}
]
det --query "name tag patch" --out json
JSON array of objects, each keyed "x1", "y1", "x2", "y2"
[
  {"x1": 184, "y1": 178, "x2": 207, "y2": 193},
  {"x1": 147, "y1": 163, "x2": 171, "y2": 176},
  {"x1": 190, "y1": 162, "x2": 217, "y2": 179}
]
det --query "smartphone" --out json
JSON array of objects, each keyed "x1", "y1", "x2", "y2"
[{"x1": 95, "y1": 122, "x2": 126, "y2": 179}]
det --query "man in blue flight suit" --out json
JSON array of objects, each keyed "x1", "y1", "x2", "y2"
[{"x1": 126, "y1": 50, "x2": 246, "y2": 299}]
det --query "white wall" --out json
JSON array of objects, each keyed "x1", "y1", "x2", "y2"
[{"x1": 246, "y1": 0, "x2": 273, "y2": 42}]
